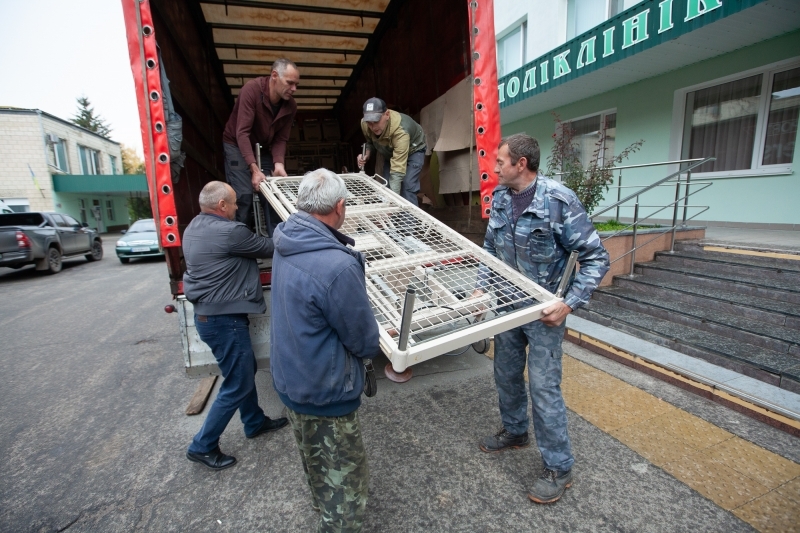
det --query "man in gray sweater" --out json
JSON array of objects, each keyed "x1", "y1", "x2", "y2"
[{"x1": 182, "y1": 181, "x2": 288, "y2": 470}]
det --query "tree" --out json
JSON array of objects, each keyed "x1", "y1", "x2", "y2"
[
  {"x1": 120, "y1": 144, "x2": 145, "y2": 175},
  {"x1": 71, "y1": 96, "x2": 112, "y2": 138},
  {"x1": 546, "y1": 113, "x2": 644, "y2": 216},
  {"x1": 120, "y1": 144, "x2": 152, "y2": 221}
]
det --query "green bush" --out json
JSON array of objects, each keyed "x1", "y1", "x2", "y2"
[{"x1": 546, "y1": 113, "x2": 644, "y2": 215}]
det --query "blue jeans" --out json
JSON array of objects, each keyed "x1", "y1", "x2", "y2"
[
  {"x1": 493, "y1": 319, "x2": 574, "y2": 472},
  {"x1": 382, "y1": 150, "x2": 424, "y2": 206},
  {"x1": 188, "y1": 314, "x2": 266, "y2": 453}
]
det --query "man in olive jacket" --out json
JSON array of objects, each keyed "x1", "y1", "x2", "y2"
[
  {"x1": 182, "y1": 181, "x2": 288, "y2": 470},
  {"x1": 356, "y1": 97, "x2": 426, "y2": 206}
]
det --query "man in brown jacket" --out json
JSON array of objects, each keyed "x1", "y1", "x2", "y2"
[{"x1": 222, "y1": 58, "x2": 299, "y2": 234}]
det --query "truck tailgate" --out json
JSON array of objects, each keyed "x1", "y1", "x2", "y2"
[
  {"x1": 176, "y1": 291, "x2": 271, "y2": 377},
  {"x1": 0, "y1": 228, "x2": 20, "y2": 254}
]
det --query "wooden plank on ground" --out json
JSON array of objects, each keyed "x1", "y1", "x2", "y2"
[{"x1": 186, "y1": 376, "x2": 218, "y2": 416}]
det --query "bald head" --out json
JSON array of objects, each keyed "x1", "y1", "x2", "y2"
[{"x1": 199, "y1": 181, "x2": 238, "y2": 220}]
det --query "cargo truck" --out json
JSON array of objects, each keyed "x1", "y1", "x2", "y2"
[{"x1": 121, "y1": 0, "x2": 523, "y2": 378}]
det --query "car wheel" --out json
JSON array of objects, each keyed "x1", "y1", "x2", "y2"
[
  {"x1": 85, "y1": 240, "x2": 104, "y2": 262},
  {"x1": 45, "y1": 247, "x2": 62, "y2": 274},
  {"x1": 119, "y1": 257, "x2": 130, "y2": 264}
]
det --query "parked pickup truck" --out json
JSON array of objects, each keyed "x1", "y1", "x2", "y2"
[{"x1": 0, "y1": 212, "x2": 103, "y2": 274}]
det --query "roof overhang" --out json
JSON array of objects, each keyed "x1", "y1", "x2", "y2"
[
  {"x1": 499, "y1": 0, "x2": 800, "y2": 124},
  {"x1": 194, "y1": 0, "x2": 395, "y2": 112},
  {"x1": 52, "y1": 175, "x2": 148, "y2": 194}
]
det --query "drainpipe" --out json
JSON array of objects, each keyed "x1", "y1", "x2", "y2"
[{"x1": 35, "y1": 110, "x2": 55, "y2": 211}]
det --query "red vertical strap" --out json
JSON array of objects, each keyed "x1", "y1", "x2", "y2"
[
  {"x1": 121, "y1": 0, "x2": 181, "y2": 248},
  {"x1": 469, "y1": 0, "x2": 501, "y2": 219}
]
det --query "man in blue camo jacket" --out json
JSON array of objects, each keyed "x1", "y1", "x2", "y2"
[{"x1": 475, "y1": 133, "x2": 609, "y2": 504}]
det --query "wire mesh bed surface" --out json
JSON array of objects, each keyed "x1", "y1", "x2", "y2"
[{"x1": 261, "y1": 173, "x2": 560, "y2": 372}]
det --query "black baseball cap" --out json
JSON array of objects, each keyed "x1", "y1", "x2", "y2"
[{"x1": 363, "y1": 97, "x2": 387, "y2": 122}]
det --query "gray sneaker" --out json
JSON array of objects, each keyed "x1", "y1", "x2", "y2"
[
  {"x1": 479, "y1": 428, "x2": 530, "y2": 453},
  {"x1": 527, "y1": 468, "x2": 573, "y2": 504}
]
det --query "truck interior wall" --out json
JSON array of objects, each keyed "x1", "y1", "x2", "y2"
[{"x1": 335, "y1": 0, "x2": 470, "y2": 176}]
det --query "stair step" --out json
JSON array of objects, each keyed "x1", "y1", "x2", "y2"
[
  {"x1": 594, "y1": 286, "x2": 800, "y2": 354},
  {"x1": 577, "y1": 301, "x2": 800, "y2": 390},
  {"x1": 654, "y1": 251, "x2": 800, "y2": 283},
  {"x1": 634, "y1": 262, "x2": 800, "y2": 305},
  {"x1": 674, "y1": 241, "x2": 800, "y2": 270},
  {"x1": 612, "y1": 276, "x2": 800, "y2": 329}
]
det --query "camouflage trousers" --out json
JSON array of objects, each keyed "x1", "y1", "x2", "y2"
[
  {"x1": 493, "y1": 318, "x2": 574, "y2": 472},
  {"x1": 287, "y1": 409, "x2": 369, "y2": 533}
]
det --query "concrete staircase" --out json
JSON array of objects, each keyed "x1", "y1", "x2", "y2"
[{"x1": 576, "y1": 241, "x2": 800, "y2": 394}]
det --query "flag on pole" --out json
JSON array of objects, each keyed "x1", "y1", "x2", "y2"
[{"x1": 28, "y1": 164, "x2": 46, "y2": 198}]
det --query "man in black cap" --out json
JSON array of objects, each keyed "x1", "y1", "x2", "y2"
[{"x1": 356, "y1": 97, "x2": 426, "y2": 206}]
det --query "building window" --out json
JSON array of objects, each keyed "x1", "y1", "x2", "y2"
[
  {"x1": 497, "y1": 22, "x2": 526, "y2": 77},
  {"x1": 562, "y1": 111, "x2": 617, "y2": 169},
  {"x1": 109, "y1": 156, "x2": 118, "y2": 175},
  {"x1": 568, "y1": 0, "x2": 644, "y2": 40},
  {"x1": 79, "y1": 199, "x2": 87, "y2": 224},
  {"x1": 106, "y1": 199, "x2": 115, "y2": 221},
  {"x1": 679, "y1": 62, "x2": 800, "y2": 173},
  {"x1": 1, "y1": 198, "x2": 31, "y2": 213},
  {"x1": 78, "y1": 146, "x2": 101, "y2": 175},
  {"x1": 46, "y1": 135, "x2": 69, "y2": 172}
]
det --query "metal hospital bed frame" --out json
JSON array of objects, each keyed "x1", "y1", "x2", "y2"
[{"x1": 260, "y1": 173, "x2": 566, "y2": 380}]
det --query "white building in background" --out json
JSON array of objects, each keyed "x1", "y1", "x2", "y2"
[
  {"x1": 493, "y1": 0, "x2": 800, "y2": 229},
  {"x1": 0, "y1": 108, "x2": 146, "y2": 232},
  {"x1": 495, "y1": 0, "x2": 645, "y2": 77}
]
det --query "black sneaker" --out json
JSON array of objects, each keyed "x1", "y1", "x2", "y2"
[
  {"x1": 527, "y1": 468, "x2": 573, "y2": 504},
  {"x1": 479, "y1": 428, "x2": 530, "y2": 453}
]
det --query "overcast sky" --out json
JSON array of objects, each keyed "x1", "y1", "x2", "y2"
[{"x1": 0, "y1": 0, "x2": 143, "y2": 156}]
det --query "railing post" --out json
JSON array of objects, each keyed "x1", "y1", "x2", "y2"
[
  {"x1": 616, "y1": 170, "x2": 622, "y2": 222},
  {"x1": 682, "y1": 170, "x2": 692, "y2": 226},
  {"x1": 629, "y1": 200, "x2": 639, "y2": 277},
  {"x1": 670, "y1": 178, "x2": 681, "y2": 252}
]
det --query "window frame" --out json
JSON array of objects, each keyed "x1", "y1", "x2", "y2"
[
  {"x1": 557, "y1": 107, "x2": 618, "y2": 169},
  {"x1": 105, "y1": 199, "x2": 115, "y2": 221},
  {"x1": 496, "y1": 18, "x2": 527, "y2": 78},
  {"x1": 47, "y1": 136, "x2": 70, "y2": 173},
  {"x1": 669, "y1": 56, "x2": 800, "y2": 178},
  {"x1": 78, "y1": 145, "x2": 101, "y2": 175}
]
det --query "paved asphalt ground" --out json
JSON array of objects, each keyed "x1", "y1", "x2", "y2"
[{"x1": 0, "y1": 237, "x2": 796, "y2": 532}]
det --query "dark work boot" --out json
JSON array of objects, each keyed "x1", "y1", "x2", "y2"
[
  {"x1": 246, "y1": 416, "x2": 289, "y2": 438},
  {"x1": 527, "y1": 468, "x2": 573, "y2": 504},
  {"x1": 479, "y1": 427, "x2": 530, "y2": 453}
]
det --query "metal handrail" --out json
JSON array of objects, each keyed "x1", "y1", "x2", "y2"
[
  {"x1": 586, "y1": 156, "x2": 716, "y2": 277},
  {"x1": 591, "y1": 157, "x2": 714, "y2": 219},
  {"x1": 551, "y1": 157, "x2": 708, "y2": 176}
]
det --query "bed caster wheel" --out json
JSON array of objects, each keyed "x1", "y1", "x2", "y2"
[
  {"x1": 385, "y1": 363, "x2": 413, "y2": 383},
  {"x1": 472, "y1": 338, "x2": 491, "y2": 354}
]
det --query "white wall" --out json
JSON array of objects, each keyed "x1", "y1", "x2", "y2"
[
  {"x1": 494, "y1": 0, "x2": 645, "y2": 63},
  {"x1": 0, "y1": 110, "x2": 124, "y2": 213},
  {"x1": 0, "y1": 112, "x2": 54, "y2": 212},
  {"x1": 494, "y1": 0, "x2": 567, "y2": 63},
  {"x1": 41, "y1": 114, "x2": 122, "y2": 176}
]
